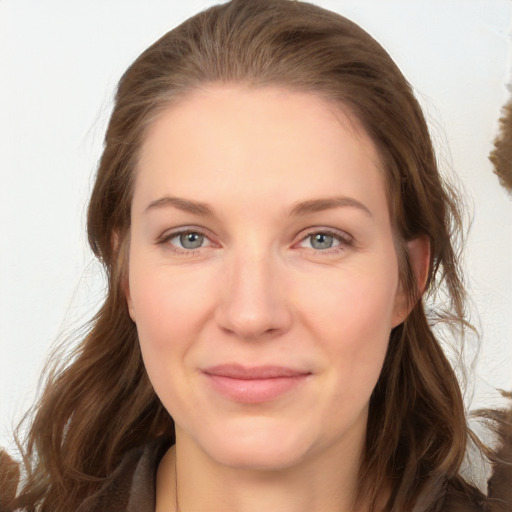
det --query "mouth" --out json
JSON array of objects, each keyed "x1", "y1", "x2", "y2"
[{"x1": 202, "y1": 364, "x2": 311, "y2": 404}]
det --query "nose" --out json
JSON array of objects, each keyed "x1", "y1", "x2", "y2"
[{"x1": 215, "y1": 249, "x2": 292, "y2": 340}]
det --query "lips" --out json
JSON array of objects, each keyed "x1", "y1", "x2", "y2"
[{"x1": 202, "y1": 364, "x2": 311, "y2": 404}]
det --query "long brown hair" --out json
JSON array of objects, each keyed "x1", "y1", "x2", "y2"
[{"x1": 5, "y1": 1, "x2": 481, "y2": 510}]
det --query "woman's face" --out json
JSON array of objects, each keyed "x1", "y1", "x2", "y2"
[{"x1": 127, "y1": 85, "x2": 408, "y2": 470}]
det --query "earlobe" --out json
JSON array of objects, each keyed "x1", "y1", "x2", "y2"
[{"x1": 392, "y1": 235, "x2": 431, "y2": 327}]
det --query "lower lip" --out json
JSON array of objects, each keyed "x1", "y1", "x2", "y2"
[{"x1": 204, "y1": 374, "x2": 309, "y2": 404}]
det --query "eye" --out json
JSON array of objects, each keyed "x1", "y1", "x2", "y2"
[
  {"x1": 176, "y1": 232, "x2": 205, "y2": 249},
  {"x1": 306, "y1": 233, "x2": 339, "y2": 250},
  {"x1": 297, "y1": 230, "x2": 352, "y2": 252},
  {"x1": 163, "y1": 230, "x2": 213, "y2": 251}
]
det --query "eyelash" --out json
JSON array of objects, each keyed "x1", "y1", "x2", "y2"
[
  {"x1": 157, "y1": 227, "x2": 354, "y2": 256},
  {"x1": 298, "y1": 228, "x2": 354, "y2": 254},
  {"x1": 157, "y1": 228, "x2": 216, "y2": 256}
]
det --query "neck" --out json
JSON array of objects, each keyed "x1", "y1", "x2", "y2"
[{"x1": 156, "y1": 430, "x2": 368, "y2": 512}]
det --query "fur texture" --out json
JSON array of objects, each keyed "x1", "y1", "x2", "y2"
[
  {"x1": 490, "y1": 96, "x2": 512, "y2": 195},
  {"x1": 488, "y1": 402, "x2": 512, "y2": 511}
]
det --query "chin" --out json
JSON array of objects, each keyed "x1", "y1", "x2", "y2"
[{"x1": 199, "y1": 417, "x2": 318, "y2": 471}]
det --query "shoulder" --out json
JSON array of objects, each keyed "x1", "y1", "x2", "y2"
[{"x1": 77, "y1": 435, "x2": 171, "y2": 512}]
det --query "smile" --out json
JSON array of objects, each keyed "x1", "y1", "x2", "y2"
[{"x1": 202, "y1": 364, "x2": 311, "y2": 404}]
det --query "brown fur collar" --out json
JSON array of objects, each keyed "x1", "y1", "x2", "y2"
[{"x1": 488, "y1": 402, "x2": 512, "y2": 511}]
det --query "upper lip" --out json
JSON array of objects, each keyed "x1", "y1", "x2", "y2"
[{"x1": 202, "y1": 364, "x2": 310, "y2": 380}]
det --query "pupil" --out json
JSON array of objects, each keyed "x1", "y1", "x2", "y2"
[
  {"x1": 312, "y1": 233, "x2": 333, "y2": 249},
  {"x1": 180, "y1": 232, "x2": 203, "y2": 249}
]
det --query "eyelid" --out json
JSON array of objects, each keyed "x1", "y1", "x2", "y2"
[
  {"x1": 157, "y1": 226, "x2": 218, "y2": 251},
  {"x1": 156, "y1": 225, "x2": 354, "y2": 254},
  {"x1": 294, "y1": 227, "x2": 354, "y2": 250}
]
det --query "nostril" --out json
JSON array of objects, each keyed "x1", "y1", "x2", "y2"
[
  {"x1": 214, "y1": 255, "x2": 292, "y2": 339},
  {"x1": 215, "y1": 294, "x2": 292, "y2": 340}
]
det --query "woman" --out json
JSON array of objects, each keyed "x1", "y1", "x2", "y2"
[{"x1": 1, "y1": 0, "x2": 502, "y2": 510}]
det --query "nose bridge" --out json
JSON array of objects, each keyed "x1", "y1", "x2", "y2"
[{"x1": 216, "y1": 243, "x2": 290, "y2": 339}]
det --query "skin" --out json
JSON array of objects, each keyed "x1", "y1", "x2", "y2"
[{"x1": 126, "y1": 85, "x2": 429, "y2": 512}]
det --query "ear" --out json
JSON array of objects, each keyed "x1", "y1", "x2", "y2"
[
  {"x1": 408, "y1": 235, "x2": 431, "y2": 297},
  {"x1": 125, "y1": 281, "x2": 137, "y2": 323},
  {"x1": 113, "y1": 231, "x2": 137, "y2": 323},
  {"x1": 392, "y1": 235, "x2": 431, "y2": 327},
  {"x1": 123, "y1": 262, "x2": 137, "y2": 324}
]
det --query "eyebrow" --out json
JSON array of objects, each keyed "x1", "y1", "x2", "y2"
[
  {"x1": 144, "y1": 196, "x2": 214, "y2": 216},
  {"x1": 144, "y1": 195, "x2": 372, "y2": 218},
  {"x1": 289, "y1": 197, "x2": 373, "y2": 217}
]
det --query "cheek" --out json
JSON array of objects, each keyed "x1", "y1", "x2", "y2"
[
  {"x1": 127, "y1": 263, "x2": 216, "y2": 416},
  {"x1": 127, "y1": 257, "x2": 216, "y2": 371},
  {"x1": 298, "y1": 264, "x2": 399, "y2": 339},
  {"x1": 331, "y1": 287, "x2": 393, "y2": 383},
  {"x1": 296, "y1": 262, "x2": 398, "y2": 386}
]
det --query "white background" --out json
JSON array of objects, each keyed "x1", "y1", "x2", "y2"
[{"x1": 1, "y1": 0, "x2": 511, "y2": 452}]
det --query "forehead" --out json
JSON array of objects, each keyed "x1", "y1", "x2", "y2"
[{"x1": 134, "y1": 85, "x2": 388, "y2": 218}]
